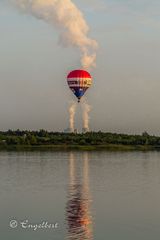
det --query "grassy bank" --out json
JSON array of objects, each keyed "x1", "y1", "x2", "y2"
[{"x1": 0, "y1": 144, "x2": 159, "y2": 151}]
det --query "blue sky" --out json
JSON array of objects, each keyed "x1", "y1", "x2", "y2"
[{"x1": 0, "y1": 0, "x2": 160, "y2": 133}]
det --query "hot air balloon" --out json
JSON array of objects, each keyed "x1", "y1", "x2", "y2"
[{"x1": 67, "y1": 70, "x2": 92, "y2": 102}]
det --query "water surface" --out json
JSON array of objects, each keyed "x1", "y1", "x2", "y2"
[{"x1": 0, "y1": 150, "x2": 160, "y2": 240}]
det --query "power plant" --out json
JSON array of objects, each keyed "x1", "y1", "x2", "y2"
[{"x1": 64, "y1": 128, "x2": 90, "y2": 134}]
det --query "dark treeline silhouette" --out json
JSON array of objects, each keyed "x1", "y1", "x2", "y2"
[{"x1": 0, "y1": 130, "x2": 160, "y2": 147}]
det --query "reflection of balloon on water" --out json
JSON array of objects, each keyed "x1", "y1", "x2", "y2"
[
  {"x1": 67, "y1": 70, "x2": 92, "y2": 103},
  {"x1": 66, "y1": 153, "x2": 93, "y2": 240}
]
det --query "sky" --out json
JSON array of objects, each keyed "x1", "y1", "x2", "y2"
[{"x1": 0, "y1": 0, "x2": 160, "y2": 134}]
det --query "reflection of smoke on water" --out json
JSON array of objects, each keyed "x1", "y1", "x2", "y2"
[{"x1": 66, "y1": 152, "x2": 93, "y2": 240}]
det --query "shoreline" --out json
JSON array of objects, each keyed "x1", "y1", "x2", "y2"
[{"x1": 0, "y1": 144, "x2": 160, "y2": 151}]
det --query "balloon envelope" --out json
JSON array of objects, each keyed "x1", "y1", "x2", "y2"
[{"x1": 67, "y1": 70, "x2": 92, "y2": 102}]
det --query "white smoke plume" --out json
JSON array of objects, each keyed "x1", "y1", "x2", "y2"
[
  {"x1": 13, "y1": 0, "x2": 98, "y2": 70},
  {"x1": 82, "y1": 99, "x2": 91, "y2": 132},
  {"x1": 69, "y1": 101, "x2": 77, "y2": 132}
]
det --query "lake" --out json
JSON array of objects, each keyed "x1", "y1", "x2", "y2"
[{"x1": 0, "y1": 150, "x2": 160, "y2": 240}]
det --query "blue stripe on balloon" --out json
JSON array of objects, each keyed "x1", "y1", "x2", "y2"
[{"x1": 74, "y1": 88, "x2": 86, "y2": 98}]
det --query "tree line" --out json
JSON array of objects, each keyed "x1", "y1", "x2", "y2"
[{"x1": 0, "y1": 130, "x2": 160, "y2": 146}]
